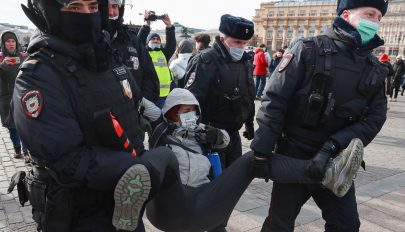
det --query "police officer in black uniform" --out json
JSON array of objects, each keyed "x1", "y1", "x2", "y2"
[
  {"x1": 107, "y1": 0, "x2": 159, "y2": 103},
  {"x1": 251, "y1": 0, "x2": 389, "y2": 231},
  {"x1": 184, "y1": 14, "x2": 255, "y2": 169},
  {"x1": 11, "y1": 0, "x2": 177, "y2": 231}
]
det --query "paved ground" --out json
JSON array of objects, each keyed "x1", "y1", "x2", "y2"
[{"x1": 1, "y1": 99, "x2": 405, "y2": 232}]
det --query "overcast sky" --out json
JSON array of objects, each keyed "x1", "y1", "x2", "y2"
[{"x1": 0, "y1": 0, "x2": 263, "y2": 30}]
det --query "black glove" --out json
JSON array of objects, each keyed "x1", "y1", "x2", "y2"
[
  {"x1": 305, "y1": 140, "x2": 339, "y2": 181},
  {"x1": 251, "y1": 152, "x2": 270, "y2": 182},
  {"x1": 196, "y1": 125, "x2": 222, "y2": 149},
  {"x1": 243, "y1": 123, "x2": 254, "y2": 140}
]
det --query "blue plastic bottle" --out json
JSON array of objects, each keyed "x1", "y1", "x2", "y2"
[{"x1": 207, "y1": 152, "x2": 222, "y2": 177}]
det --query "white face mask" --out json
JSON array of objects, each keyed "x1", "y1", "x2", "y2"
[
  {"x1": 224, "y1": 40, "x2": 244, "y2": 62},
  {"x1": 148, "y1": 42, "x2": 161, "y2": 49},
  {"x1": 179, "y1": 111, "x2": 198, "y2": 130},
  {"x1": 109, "y1": 16, "x2": 119, "y2": 20}
]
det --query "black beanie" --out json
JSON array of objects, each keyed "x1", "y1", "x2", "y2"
[
  {"x1": 1, "y1": 31, "x2": 17, "y2": 44},
  {"x1": 178, "y1": 39, "x2": 193, "y2": 54},
  {"x1": 146, "y1": 33, "x2": 161, "y2": 43},
  {"x1": 336, "y1": 0, "x2": 389, "y2": 16}
]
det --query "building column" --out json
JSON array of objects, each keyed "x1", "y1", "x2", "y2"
[
  {"x1": 271, "y1": 26, "x2": 278, "y2": 51},
  {"x1": 281, "y1": 26, "x2": 288, "y2": 48},
  {"x1": 292, "y1": 25, "x2": 299, "y2": 39},
  {"x1": 303, "y1": 25, "x2": 310, "y2": 38},
  {"x1": 262, "y1": 24, "x2": 268, "y2": 45},
  {"x1": 388, "y1": 23, "x2": 393, "y2": 44},
  {"x1": 380, "y1": 23, "x2": 386, "y2": 40},
  {"x1": 315, "y1": 25, "x2": 321, "y2": 36}
]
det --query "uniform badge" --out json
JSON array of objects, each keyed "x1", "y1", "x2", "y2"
[
  {"x1": 21, "y1": 90, "x2": 43, "y2": 119},
  {"x1": 130, "y1": 56, "x2": 139, "y2": 70},
  {"x1": 185, "y1": 72, "x2": 196, "y2": 88},
  {"x1": 128, "y1": 46, "x2": 137, "y2": 53},
  {"x1": 278, "y1": 53, "x2": 294, "y2": 72},
  {"x1": 121, "y1": 79, "x2": 133, "y2": 99}
]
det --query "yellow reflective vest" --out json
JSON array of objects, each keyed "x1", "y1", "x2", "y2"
[{"x1": 149, "y1": 50, "x2": 171, "y2": 97}]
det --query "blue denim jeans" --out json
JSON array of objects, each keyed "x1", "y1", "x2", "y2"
[
  {"x1": 255, "y1": 75, "x2": 267, "y2": 97},
  {"x1": 8, "y1": 128, "x2": 27, "y2": 153}
]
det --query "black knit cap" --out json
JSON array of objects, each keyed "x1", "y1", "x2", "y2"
[
  {"x1": 336, "y1": 0, "x2": 389, "y2": 16},
  {"x1": 219, "y1": 14, "x2": 254, "y2": 40},
  {"x1": 1, "y1": 31, "x2": 17, "y2": 44}
]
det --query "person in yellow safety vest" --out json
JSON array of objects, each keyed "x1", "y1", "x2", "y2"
[{"x1": 138, "y1": 11, "x2": 176, "y2": 108}]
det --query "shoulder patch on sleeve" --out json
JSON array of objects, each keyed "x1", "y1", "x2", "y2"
[
  {"x1": 20, "y1": 59, "x2": 39, "y2": 70},
  {"x1": 21, "y1": 90, "x2": 43, "y2": 119},
  {"x1": 278, "y1": 53, "x2": 294, "y2": 72},
  {"x1": 185, "y1": 72, "x2": 196, "y2": 88}
]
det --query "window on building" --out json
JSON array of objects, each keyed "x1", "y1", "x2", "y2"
[
  {"x1": 277, "y1": 11, "x2": 285, "y2": 16},
  {"x1": 277, "y1": 28, "x2": 283, "y2": 38},
  {"x1": 298, "y1": 26, "x2": 304, "y2": 37},
  {"x1": 268, "y1": 10, "x2": 274, "y2": 17},
  {"x1": 310, "y1": 10, "x2": 317, "y2": 16},
  {"x1": 299, "y1": 10, "x2": 306, "y2": 16},
  {"x1": 268, "y1": 28, "x2": 273, "y2": 37},
  {"x1": 321, "y1": 9, "x2": 329, "y2": 16},
  {"x1": 287, "y1": 10, "x2": 295, "y2": 16}
]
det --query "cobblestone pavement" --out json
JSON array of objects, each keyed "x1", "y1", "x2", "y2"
[{"x1": 1, "y1": 99, "x2": 405, "y2": 232}]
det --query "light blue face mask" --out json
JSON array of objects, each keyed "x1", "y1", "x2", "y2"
[
  {"x1": 225, "y1": 40, "x2": 245, "y2": 62},
  {"x1": 357, "y1": 19, "x2": 379, "y2": 45}
]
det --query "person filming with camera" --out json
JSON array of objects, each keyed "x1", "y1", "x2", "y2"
[{"x1": 138, "y1": 10, "x2": 176, "y2": 108}]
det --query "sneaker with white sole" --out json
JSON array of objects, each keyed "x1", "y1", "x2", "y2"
[
  {"x1": 112, "y1": 164, "x2": 151, "y2": 231},
  {"x1": 322, "y1": 138, "x2": 363, "y2": 197}
]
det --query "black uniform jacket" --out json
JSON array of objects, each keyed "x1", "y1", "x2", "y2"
[
  {"x1": 111, "y1": 26, "x2": 159, "y2": 103},
  {"x1": 12, "y1": 32, "x2": 143, "y2": 189},
  {"x1": 251, "y1": 18, "x2": 388, "y2": 157}
]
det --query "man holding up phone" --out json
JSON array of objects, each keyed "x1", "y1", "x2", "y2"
[{"x1": 138, "y1": 11, "x2": 176, "y2": 108}]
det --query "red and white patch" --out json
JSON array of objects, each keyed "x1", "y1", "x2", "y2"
[
  {"x1": 278, "y1": 53, "x2": 295, "y2": 72},
  {"x1": 21, "y1": 90, "x2": 43, "y2": 118}
]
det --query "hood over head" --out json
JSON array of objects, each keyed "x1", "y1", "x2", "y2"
[{"x1": 162, "y1": 88, "x2": 201, "y2": 122}]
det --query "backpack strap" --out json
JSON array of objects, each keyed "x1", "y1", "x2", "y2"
[{"x1": 314, "y1": 35, "x2": 338, "y2": 76}]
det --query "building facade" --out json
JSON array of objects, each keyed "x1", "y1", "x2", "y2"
[
  {"x1": 378, "y1": 0, "x2": 405, "y2": 56},
  {"x1": 253, "y1": 0, "x2": 405, "y2": 55},
  {"x1": 253, "y1": 0, "x2": 336, "y2": 51}
]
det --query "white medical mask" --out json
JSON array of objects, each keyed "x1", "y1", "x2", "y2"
[
  {"x1": 148, "y1": 42, "x2": 161, "y2": 49},
  {"x1": 224, "y1": 40, "x2": 244, "y2": 62},
  {"x1": 109, "y1": 16, "x2": 119, "y2": 20},
  {"x1": 179, "y1": 111, "x2": 198, "y2": 130}
]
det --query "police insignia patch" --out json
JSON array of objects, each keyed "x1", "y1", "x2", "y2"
[
  {"x1": 21, "y1": 90, "x2": 43, "y2": 118},
  {"x1": 121, "y1": 79, "x2": 133, "y2": 99},
  {"x1": 278, "y1": 53, "x2": 294, "y2": 72},
  {"x1": 185, "y1": 72, "x2": 196, "y2": 88},
  {"x1": 130, "y1": 56, "x2": 139, "y2": 70}
]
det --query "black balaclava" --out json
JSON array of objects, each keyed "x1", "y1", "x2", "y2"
[{"x1": 58, "y1": 11, "x2": 102, "y2": 45}]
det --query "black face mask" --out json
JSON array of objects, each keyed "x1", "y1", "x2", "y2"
[
  {"x1": 107, "y1": 19, "x2": 121, "y2": 37},
  {"x1": 59, "y1": 11, "x2": 102, "y2": 45}
]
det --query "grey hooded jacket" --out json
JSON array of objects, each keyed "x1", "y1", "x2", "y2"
[{"x1": 162, "y1": 88, "x2": 229, "y2": 187}]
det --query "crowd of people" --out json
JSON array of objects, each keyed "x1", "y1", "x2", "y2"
[
  {"x1": 379, "y1": 53, "x2": 405, "y2": 106},
  {"x1": 0, "y1": 0, "x2": 392, "y2": 231}
]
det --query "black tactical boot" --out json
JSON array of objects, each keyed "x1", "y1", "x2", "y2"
[{"x1": 13, "y1": 146, "x2": 22, "y2": 159}]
